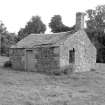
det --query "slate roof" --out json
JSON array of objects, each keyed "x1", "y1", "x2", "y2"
[{"x1": 11, "y1": 30, "x2": 75, "y2": 48}]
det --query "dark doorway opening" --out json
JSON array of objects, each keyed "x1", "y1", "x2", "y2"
[{"x1": 69, "y1": 48, "x2": 75, "y2": 63}]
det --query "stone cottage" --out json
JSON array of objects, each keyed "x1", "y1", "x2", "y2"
[{"x1": 9, "y1": 12, "x2": 96, "y2": 73}]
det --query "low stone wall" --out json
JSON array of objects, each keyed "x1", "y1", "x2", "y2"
[{"x1": 10, "y1": 56, "x2": 25, "y2": 70}]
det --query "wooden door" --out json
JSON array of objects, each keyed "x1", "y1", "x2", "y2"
[{"x1": 26, "y1": 50, "x2": 35, "y2": 71}]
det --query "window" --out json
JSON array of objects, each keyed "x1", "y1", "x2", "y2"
[
  {"x1": 27, "y1": 50, "x2": 32, "y2": 52},
  {"x1": 69, "y1": 48, "x2": 75, "y2": 63}
]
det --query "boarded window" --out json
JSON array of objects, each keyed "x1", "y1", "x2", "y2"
[{"x1": 69, "y1": 48, "x2": 75, "y2": 63}]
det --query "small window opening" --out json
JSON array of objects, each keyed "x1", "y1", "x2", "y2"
[{"x1": 69, "y1": 48, "x2": 75, "y2": 63}]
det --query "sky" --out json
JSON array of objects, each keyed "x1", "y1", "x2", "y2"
[{"x1": 0, "y1": 0, "x2": 105, "y2": 33}]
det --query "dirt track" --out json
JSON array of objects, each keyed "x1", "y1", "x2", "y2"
[{"x1": 0, "y1": 56, "x2": 105, "y2": 105}]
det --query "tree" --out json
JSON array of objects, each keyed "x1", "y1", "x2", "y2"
[
  {"x1": 86, "y1": 5, "x2": 105, "y2": 43},
  {"x1": 1, "y1": 32, "x2": 17, "y2": 55},
  {"x1": 0, "y1": 22, "x2": 8, "y2": 55},
  {"x1": 18, "y1": 16, "x2": 46, "y2": 41},
  {"x1": 49, "y1": 15, "x2": 75, "y2": 33},
  {"x1": 86, "y1": 5, "x2": 105, "y2": 33},
  {"x1": 0, "y1": 22, "x2": 7, "y2": 34},
  {"x1": 17, "y1": 28, "x2": 26, "y2": 41},
  {"x1": 86, "y1": 5, "x2": 105, "y2": 63},
  {"x1": 0, "y1": 21, "x2": 17, "y2": 56}
]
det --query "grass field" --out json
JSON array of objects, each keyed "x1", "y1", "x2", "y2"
[{"x1": 0, "y1": 57, "x2": 105, "y2": 105}]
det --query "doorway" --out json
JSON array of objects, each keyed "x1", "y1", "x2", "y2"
[
  {"x1": 69, "y1": 48, "x2": 75, "y2": 63},
  {"x1": 26, "y1": 50, "x2": 35, "y2": 71}
]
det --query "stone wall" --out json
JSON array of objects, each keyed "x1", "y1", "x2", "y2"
[
  {"x1": 60, "y1": 30, "x2": 96, "y2": 72},
  {"x1": 10, "y1": 48, "x2": 25, "y2": 70},
  {"x1": 34, "y1": 46, "x2": 60, "y2": 73},
  {"x1": 10, "y1": 46, "x2": 60, "y2": 73}
]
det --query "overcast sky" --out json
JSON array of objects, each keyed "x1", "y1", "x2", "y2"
[{"x1": 0, "y1": 0, "x2": 105, "y2": 33}]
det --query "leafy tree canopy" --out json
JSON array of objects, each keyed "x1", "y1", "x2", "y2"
[
  {"x1": 0, "y1": 21, "x2": 17, "y2": 55},
  {"x1": 49, "y1": 15, "x2": 75, "y2": 33},
  {"x1": 86, "y1": 5, "x2": 105, "y2": 33},
  {"x1": 18, "y1": 16, "x2": 46, "y2": 41},
  {"x1": 86, "y1": 5, "x2": 105, "y2": 63}
]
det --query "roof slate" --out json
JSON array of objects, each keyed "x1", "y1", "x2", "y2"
[{"x1": 11, "y1": 31, "x2": 75, "y2": 48}]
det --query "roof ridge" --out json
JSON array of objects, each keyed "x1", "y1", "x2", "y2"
[{"x1": 29, "y1": 31, "x2": 71, "y2": 36}]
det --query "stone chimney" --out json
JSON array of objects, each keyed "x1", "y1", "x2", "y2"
[{"x1": 75, "y1": 12, "x2": 86, "y2": 30}]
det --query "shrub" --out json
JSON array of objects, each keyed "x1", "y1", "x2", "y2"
[{"x1": 3, "y1": 61, "x2": 12, "y2": 67}]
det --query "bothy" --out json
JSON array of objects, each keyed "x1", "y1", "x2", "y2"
[{"x1": 9, "y1": 12, "x2": 96, "y2": 73}]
